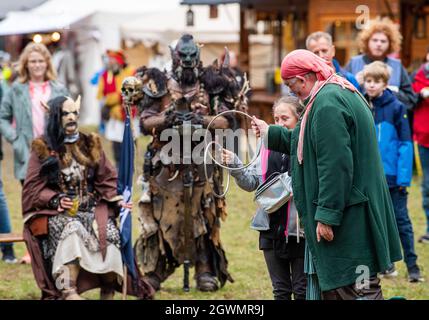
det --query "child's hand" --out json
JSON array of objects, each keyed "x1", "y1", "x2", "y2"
[{"x1": 221, "y1": 148, "x2": 236, "y2": 165}]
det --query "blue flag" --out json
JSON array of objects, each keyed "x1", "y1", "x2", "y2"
[{"x1": 117, "y1": 108, "x2": 136, "y2": 279}]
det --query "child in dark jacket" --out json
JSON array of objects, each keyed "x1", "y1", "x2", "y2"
[
  {"x1": 222, "y1": 96, "x2": 306, "y2": 300},
  {"x1": 363, "y1": 61, "x2": 423, "y2": 282}
]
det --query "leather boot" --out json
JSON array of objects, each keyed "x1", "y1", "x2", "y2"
[
  {"x1": 195, "y1": 272, "x2": 219, "y2": 292},
  {"x1": 60, "y1": 263, "x2": 85, "y2": 300},
  {"x1": 195, "y1": 260, "x2": 218, "y2": 292}
]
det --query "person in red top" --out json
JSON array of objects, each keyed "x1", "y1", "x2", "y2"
[
  {"x1": 412, "y1": 62, "x2": 429, "y2": 243},
  {"x1": 97, "y1": 50, "x2": 135, "y2": 167}
]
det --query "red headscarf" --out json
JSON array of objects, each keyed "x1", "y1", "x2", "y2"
[
  {"x1": 280, "y1": 49, "x2": 357, "y2": 164},
  {"x1": 281, "y1": 49, "x2": 334, "y2": 81}
]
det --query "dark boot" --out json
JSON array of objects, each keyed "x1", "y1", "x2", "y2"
[
  {"x1": 195, "y1": 272, "x2": 219, "y2": 292},
  {"x1": 1, "y1": 244, "x2": 17, "y2": 264},
  {"x1": 100, "y1": 272, "x2": 117, "y2": 300},
  {"x1": 194, "y1": 237, "x2": 219, "y2": 292}
]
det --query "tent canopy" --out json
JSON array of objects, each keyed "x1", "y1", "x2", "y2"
[
  {"x1": 0, "y1": 0, "x2": 180, "y2": 36},
  {"x1": 0, "y1": 11, "x2": 91, "y2": 36},
  {"x1": 0, "y1": 0, "x2": 47, "y2": 19}
]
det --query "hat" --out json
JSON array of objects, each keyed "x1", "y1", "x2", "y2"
[{"x1": 106, "y1": 50, "x2": 126, "y2": 66}]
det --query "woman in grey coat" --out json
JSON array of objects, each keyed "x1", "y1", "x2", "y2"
[{"x1": 0, "y1": 42, "x2": 68, "y2": 184}]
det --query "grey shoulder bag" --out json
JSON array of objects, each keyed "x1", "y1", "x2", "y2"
[{"x1": 254, "y1": 172, "x2": 292, "y2": 214}]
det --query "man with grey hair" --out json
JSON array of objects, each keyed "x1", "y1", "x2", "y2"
[{"x1": 306, "y1": 31, "x2": 361, "y2": 91}]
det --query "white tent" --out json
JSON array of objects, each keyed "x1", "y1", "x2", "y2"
[
  {"x1": 0, "y1": 0, "x2": 181, "y2": 36},
  {"x1": 0, "y1": 0, "x2": 47, "y2": 20},
  {"x1": 0, "y1": 0, "x2": 181, "y2": 125}
]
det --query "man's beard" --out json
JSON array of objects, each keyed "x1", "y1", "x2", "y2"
[{"x1": 174, "y1": 66, "x2": 199, "y2": 86}]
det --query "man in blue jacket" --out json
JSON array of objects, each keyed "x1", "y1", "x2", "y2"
[
  {"x1": 306, "y1": 31, "x2": 361, "y2": 92},
  {"x1": 363, "y1": 61, "x2": 423, "y2": 282}
]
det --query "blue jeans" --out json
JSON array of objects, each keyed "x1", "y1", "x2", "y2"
[
  {"x1": 0, "y1": 165, "x2": 13, "y2": 250},
  {"x1": 418, "y1": 144, "x2": 429, "y2": 233},
  {"x1": 389, "y1": 187, "x2": 418, "y2": 269}
]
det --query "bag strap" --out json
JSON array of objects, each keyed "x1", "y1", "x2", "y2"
[
  {"x1": 264, "y1": 171, "x2": 280, "y2": 182},
  {"x1": 255, "y1": 172, "x2": 281, "y2": 196}
]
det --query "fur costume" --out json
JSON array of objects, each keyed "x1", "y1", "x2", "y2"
[{"x1": 134, "y1": 34, "x2": 243, "y2": 292}]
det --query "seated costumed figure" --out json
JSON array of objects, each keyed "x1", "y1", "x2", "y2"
[{"x1": 22, "y1": 96, "x2": 154, "y2": 300}]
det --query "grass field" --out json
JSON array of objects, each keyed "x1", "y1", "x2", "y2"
[{"x1": 0, "y1": 128, "x2": 428, "y2": 300}]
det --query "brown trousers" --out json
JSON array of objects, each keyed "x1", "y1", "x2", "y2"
[{"x1": 322, "y1": 276, "x2": 384, "y2": 300}]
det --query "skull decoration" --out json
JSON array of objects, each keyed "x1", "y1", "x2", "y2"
[{"x1": 121, "y1": 76, "x2": 143, "y2": 104}]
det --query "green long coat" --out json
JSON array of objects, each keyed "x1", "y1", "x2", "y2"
[
  {"x1": 0, "y1": 80, "x2": 68, "y2": 180},
  {"x1": 267, "y1": 83, "x2": 402, "y2": 291}
]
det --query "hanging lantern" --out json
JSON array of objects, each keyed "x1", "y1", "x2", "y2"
[
  {"x1": 33, "y1": 34, "x2": 43, "y2": 43},
  {"x1": 186, "y1": 6, "x2": 194, "y2": 27},
  {"x1": 245, "y1": 6, "x2": 256, "y2": 33},
  {"x1": 414, "y1": 13, "x2": 427, "y2": 39},
  {"x1": 51, "y1": 32, "x2": 61, "y2": 42},
  {"x1": 209, "y1": 5, "x2": 218, "y2": 19}
]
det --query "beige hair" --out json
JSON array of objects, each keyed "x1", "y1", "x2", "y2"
[
  {"x1": 17, "y1": 42, "x2": 57, "y2": 83},
  {"x1": 362, "y1": 61, "x2": 391, "y2": 83},
  {"x1": 273, "y1": 95, "x2": 304, "y2": 119},
  {"x1": 305, "y1": 31, "x2": 333, "y2": 49},
  {"x1": 358, "y1": 17, "x2": 402, "y2": 55}
]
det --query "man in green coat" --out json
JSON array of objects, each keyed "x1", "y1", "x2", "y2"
[{"x1": 252, "y1": 50, "x2": 402, "y2": 300}]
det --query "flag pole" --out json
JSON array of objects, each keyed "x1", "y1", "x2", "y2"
[
  {"x1": 121, "y1": 101, "x2": 132, "y2": 301},
  {"x1": 122, "y1": 265, "x2": 128, "y2": 300},
  {"x1": 119, "y1": 80, "x2": 138, "y2": 300}
]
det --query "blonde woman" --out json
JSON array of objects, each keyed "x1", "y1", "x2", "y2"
[{"x1": 0, "y1": 42, "x2": 68, "y2": 184}]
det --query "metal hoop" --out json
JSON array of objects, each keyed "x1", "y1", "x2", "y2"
[{"x1": 204, "y1": 109, "x2": 261, "y2": 198}]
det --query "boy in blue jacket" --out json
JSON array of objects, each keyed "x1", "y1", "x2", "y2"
[{"x1": 363, "y1": 61, "x2": 423, "y2": 282}]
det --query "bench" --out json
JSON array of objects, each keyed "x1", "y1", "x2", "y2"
[{"x1": 0, "y1": 233, "x2": 25, "y2": 243}]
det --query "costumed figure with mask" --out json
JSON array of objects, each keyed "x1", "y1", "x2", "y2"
[
  {"x1": 134, "y1": 34, "x2": 246, "y2": 292},
  {"x1": 22, "y1": 96, "x2": 154, "y2": 300}
]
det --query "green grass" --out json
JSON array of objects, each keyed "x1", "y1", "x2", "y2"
[{"x1": 0, "y1": 128, "x2": 428, "y2": 299}]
